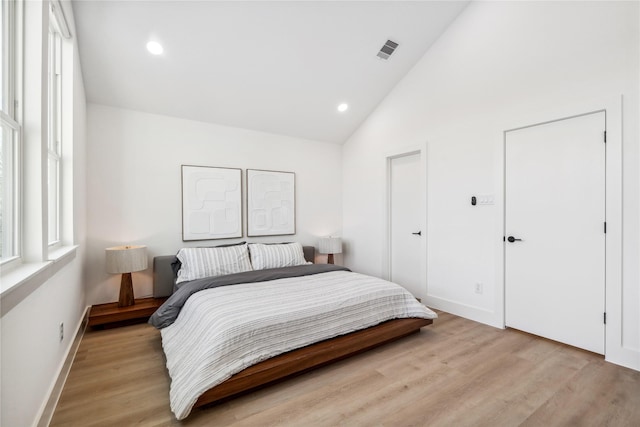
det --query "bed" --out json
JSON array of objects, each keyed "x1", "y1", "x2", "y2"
[{"x1": 150, "y1": 243, "x2": 436, "y2": 420}]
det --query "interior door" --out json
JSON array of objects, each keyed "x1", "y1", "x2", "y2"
[
  {"x1": 390, "y1": 152, "x2": 424, "y2": 298},
  {"x1": 505, "y1": 111, "x2": 605, "y2": 354}
]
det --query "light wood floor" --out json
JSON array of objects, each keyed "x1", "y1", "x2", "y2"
[{"x1": 50, "y1": 311, "x2": 640, "y2": 426}]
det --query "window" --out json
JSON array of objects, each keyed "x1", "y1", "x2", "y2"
[
  {"x1": 48, "y1": 15, "x2": 62, "y2": 246},
  {"x1": 0, "y1": 0, "x2": 9, "y2": 112},
  {"x1": 0, "y1": 0, "x2": 20, "y2": 263}
]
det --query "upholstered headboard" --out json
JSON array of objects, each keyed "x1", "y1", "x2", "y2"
[
  {"x1": 302, "y1": 246, "x2": 315, "y2": 265},
  {"x1": 153, "y1": 245, "x2": 316, "y2": 298}
]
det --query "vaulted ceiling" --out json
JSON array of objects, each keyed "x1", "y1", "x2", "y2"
[{"x1": 73, "y1": 1, "x2": 469, "y2": 143}]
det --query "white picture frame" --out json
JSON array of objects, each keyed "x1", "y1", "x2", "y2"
[
  {"x1": 182, "y1": 165, "x2": 243, "y2": 241},
  {"x1": 247, "y1": 169, "x2": 296, "y2": 236}
]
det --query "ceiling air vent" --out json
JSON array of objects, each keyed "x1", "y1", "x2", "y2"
[{"x1": 377, "y1": 39, "x2": 399, "y2": 60}]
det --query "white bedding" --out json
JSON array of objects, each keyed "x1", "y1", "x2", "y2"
[{"x1": 160, "y1": 270, "x2": 437, "y2": 420}]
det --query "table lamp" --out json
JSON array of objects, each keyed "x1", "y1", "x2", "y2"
[
  {"x1": 319, "y1": 237, "x2": 342, "y2": 264},
  {"x1": 105, "y1": 245, "x2": 148, "y2": 307}
]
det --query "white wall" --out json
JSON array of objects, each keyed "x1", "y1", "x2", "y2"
[
  {"x1": 0, "y1": 1, "x2": 88, "y2": 426},
  {"x1": 86, "y1": 105, "x2": 343, "y2": 304},
  {"x1": 1, "y1": 254, "x2": 86, "y2": 426},
  {"x1": 342, "y1": 1, "x2": 639, "y2": 369}
]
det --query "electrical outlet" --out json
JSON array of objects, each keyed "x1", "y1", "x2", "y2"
[
  {"x1": 475, "y1": 283, "x2": 483, "y2": 294},
  {"x1": 59, "y1": 322, "x2": 64, "y2": 342}
]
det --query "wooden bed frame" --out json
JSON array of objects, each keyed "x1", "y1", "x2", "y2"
[
  {"x1": 152, "y1": 247, "x2": 433, "y2": 412},
  {"x1": 194, "y1": 317, "x2": 432, "y2": 408}
]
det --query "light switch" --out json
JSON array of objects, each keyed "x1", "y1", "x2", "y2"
[{"x1": 477, "y1": 194, "x2": 495, "y2": 205}]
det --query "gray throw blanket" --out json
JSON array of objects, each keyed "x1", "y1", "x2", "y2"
[{"x1": 149, "y1": 264, "x2": 350, "y2": 329}]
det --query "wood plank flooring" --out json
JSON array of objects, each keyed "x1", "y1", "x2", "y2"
[{"x1": 50, "y1": 311, "x2": 640, "y2": 426}]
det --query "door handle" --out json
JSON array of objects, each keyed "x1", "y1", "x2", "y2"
[
  {"x1": 507, "y1": 236, "x2": 522, "y2": 242},
  {"x1": 412, "y1": 231, "x2": 422, "y2": 236}
]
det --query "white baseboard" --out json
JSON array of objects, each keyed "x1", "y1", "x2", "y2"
[
  {"x1": 424, "y1": 294, "x2": 503, "y2": 329},
  {"x1": 606, "y1": 346, "x2": 640, "y2": 372},
  {"x1": 36, "y1": 306, "x2": 90, "y2": 427}
]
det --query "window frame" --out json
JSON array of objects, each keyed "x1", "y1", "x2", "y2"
[
  {"x1": 0, "y1": 112, "x2": 20, "y2": 264},
  {"x1": 47, "y1": 16, "x2": 62, "y2": 248},
  {"x1": 0, "y1": 0, "x2": 21, "y2": 267}
]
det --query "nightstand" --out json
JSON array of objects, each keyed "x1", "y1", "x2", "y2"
[{"x1": 88, "y1": 297, "x2": 167, "y2": 328}]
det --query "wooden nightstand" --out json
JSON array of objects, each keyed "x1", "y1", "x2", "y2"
[{"x1": 88, "y1": 297, "x2": 167, "y2": 328}]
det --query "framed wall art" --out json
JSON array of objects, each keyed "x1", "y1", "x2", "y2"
[
  {"x1": 246, "y1": 169, "x2": 295, "y2": 236},
  {"x1": 182, "y1": 165, "x2": 242, "y2": 241}
]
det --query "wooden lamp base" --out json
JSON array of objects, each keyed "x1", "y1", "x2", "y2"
[
  {"x1": 118, "y1": 272, "x2": 135, "y2": 308},
  {"x1": 327, "y1": 254, "x2": 334, "y2": 264}
]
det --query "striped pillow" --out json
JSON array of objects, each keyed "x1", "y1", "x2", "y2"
[
  {"x1": 248, "y1": 243, "x2": 309, "y2": 270},
  {"x1": 176, "y1": 245, "x2": 252, "y2": 284}
]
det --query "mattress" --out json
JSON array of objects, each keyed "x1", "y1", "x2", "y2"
[{"x1": 158, "y1": 268, "x2": 437, "y2": 420}]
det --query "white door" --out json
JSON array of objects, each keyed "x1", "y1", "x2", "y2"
[
  {"x1": 505, "y1": 111, "x2": 605, "y2": 354},
  {"x1": 390, "y1": 153, "x2": 424, "y2": 298}
]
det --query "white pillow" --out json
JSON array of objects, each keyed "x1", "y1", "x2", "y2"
[
  {"x1": 248, "y1": 243, "x2": 309, "y2": 270},
  {"x1": 176, "y1": 244, "x2": 252, "y2": 284}
]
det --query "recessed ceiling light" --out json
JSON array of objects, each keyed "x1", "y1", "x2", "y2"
[
  {"x1": 337, "y1": 103, "x2": 349, "y2": 113},
  {"x1": 146, "y1": 41, "x2": 164, "y2": 55}
]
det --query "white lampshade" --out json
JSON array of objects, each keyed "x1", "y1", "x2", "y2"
[
  {"x1": 319, "y1": 237, "x2": 342, "y2": 255},
  {"x1": 105, "y1": 245, "x2": 148, "y2": 274}
]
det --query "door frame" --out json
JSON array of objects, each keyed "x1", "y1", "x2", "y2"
[
  {"x1": 382, "y1": 142, "x2": 428, "y2": 299},
  {"x1": 501, "y1": 95, "x2": 626, "y2": 366},
  {"x1": 504, "y1": 110, "x2": 606, "y2": 354}
]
